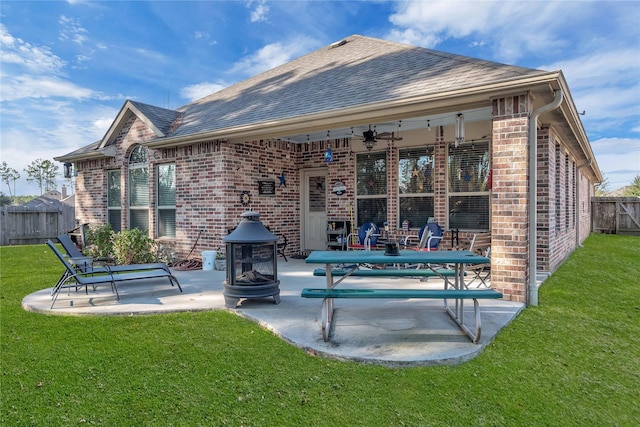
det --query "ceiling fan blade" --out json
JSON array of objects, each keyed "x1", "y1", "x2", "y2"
[{"x1": 376, "y1": 132, "x2": 403, "y2": 141}]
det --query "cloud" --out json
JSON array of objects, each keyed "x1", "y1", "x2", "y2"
[
  {"x1": 1, "y1": 99, "x2": 118, "y2": 195},
  {"x1": 230, "y1": 36, "x2": 318, "y2": 77},
  {"x1": 539, "y1": 49, "x2": 640, "y2": 136},
  {"x1": 59, "y1": 15, "x2": 88, "y2": 45},
  {"x1": 387, "y1": 1, "x2": 580, "y2": 61},
  {"x1": 0, "y1": 23, "x2": 66, "y2": 74},
  {"x1": 540, "y1": 49, "x2": 639, "y2": 90},
  {"x1": 590, "y1": 137, "x2": 640, "y2": 187},
  {"x1": 248, "y1": 0, "x2": 269, "y2": 23},
  {"x1": 0, "y1": 75, "x2": 94, "y2": 102},
  {"x1": 180, "y1": 82, "x2": 229, "y2": 102}
]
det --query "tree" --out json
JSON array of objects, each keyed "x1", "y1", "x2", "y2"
[
  {"x1": 24, "y1": 159, "x2": 59, "y2": 195},
  {"x1": 623, "y1": 175, "x2": 640, "y2": 197},
  {"x1": 595, "y1": 175, "x2": 610, "y2": 196},
  {"x1": 0, "y1": 161, "x2": 20, "y2": 197},
  {"x1": 0, "y1": 191, "x2": 13, "y2": 206}
]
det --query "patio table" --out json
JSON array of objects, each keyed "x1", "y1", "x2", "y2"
[{"x1": 304, "y1": 250, "x2": 498, "y2": 342}]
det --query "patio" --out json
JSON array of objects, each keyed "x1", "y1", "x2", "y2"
[{"x1": 22, "y1": 258, "x2": 523, "y2": 367}]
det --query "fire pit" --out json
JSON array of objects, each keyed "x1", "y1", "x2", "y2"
[{"x1": 222, "y1": 211, "x2": 281, "y2": 308}]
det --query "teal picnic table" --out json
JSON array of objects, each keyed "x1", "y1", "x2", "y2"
[{"x1": 303, "y1": 250, "x2": 500, "y2": 342}]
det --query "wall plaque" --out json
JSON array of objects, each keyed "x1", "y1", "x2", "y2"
[{"x1": 258, "y1": 180, "x2": 276, "y2": 196}]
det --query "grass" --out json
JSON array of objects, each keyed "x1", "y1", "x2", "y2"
[{"x1": 1, "y1": 234, "x2": 639, "y2": 426}]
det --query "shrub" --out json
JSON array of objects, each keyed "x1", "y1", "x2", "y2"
[
  {"x1": 112, "y1": 228, "x2": 156, "y2": 265},
  {"x1": 85, "y1": 223, "x2": 115, "y2": 259},
  {"x1": 154, "y1": 244, "x2": 178, "y2": 264}
]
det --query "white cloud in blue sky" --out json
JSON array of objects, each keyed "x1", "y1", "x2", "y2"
[{"x1": 0, "y1": 0, "x2": 638, "y2": 195}]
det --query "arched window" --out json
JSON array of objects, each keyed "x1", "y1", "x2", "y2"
[{"x1": 128, "y1": 145, "x2": 149, "y2": 232}]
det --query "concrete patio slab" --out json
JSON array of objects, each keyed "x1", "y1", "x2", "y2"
[{"x1": 22, "y1": 258, "x2": 524, "y2": 367}]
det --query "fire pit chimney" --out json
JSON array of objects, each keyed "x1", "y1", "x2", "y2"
[{"x1": 222, "y1": 211, "x2": 281, "y2": 308}]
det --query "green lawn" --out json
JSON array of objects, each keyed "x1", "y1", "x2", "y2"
[{"x1": 2, "y1": 234, "x2": 639, "y2": 426}]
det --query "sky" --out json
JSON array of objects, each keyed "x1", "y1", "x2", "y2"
[{"x1": 1, "y1": 0, "x2": 639, "y2": 196}]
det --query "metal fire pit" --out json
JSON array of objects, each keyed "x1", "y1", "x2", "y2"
[{"x1": 222, "y1": 211, "x2": 281, "y2": 308}]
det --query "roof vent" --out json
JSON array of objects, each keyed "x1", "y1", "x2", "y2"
[{"x1": 330, "y1": 39, "x2": 348, "y2": 49}]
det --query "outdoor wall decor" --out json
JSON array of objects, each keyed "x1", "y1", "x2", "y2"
[
  {"x1": 324, "y1": 145, "x2": 333, "y2": 163},
  {"x1": 332, "y1": 180, "x2": 346, "y2": 195},
  {"x1": 278, "y1": 171, "x2": 286, "y2": 187},
  {"x1": 240, "y1": 191, "x2": 251, "y2": 205}
]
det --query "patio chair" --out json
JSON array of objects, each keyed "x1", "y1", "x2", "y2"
[
  {"x1": 347, "y1": 222, "x2": 380, "y2": 251},
  {"x1": 264, "y1": 226, "x2": 288, "y2": 262},
  {"x1": 47, "y1": 240, "x2": 182, "y2": 309},
  {"x1": 276, "y1": 234, "x2": 288, "y2": 262},
  {"x1": 465, "y1": 232, "x2": 491, "y2": 288},
  {"x1": 403, "y1": 221, "x2": 443, "y2": 251}
]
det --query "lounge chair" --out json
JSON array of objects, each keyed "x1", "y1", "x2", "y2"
[
  {"x1": 56, "y1": 234, "x2": 170, "y2": 274},
  {"x1": 46, "y1": 240, "x2": 182, "y2": 309}
]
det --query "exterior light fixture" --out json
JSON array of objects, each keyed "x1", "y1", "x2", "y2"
[
  {"x1": 427, "y1": 119, "x2": 431, "y2": 132},
  {"x1": 362, "y1": 125, "x2": 377, "y2": 151},
  {"x1": 63, "y1": 162, "x2": 73, "y2": 179},
  {"x1": 455, "y1": 113, "x2": 465, "y2": 147}
]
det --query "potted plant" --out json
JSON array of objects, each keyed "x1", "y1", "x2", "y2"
[{"x1": 214, "y1": 250, "x2": 226, "y2": 271}]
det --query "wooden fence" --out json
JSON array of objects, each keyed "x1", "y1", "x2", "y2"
[
  {"x1": 0, "y1": 204, "x2": 76, "y2": 246},
  {"x1": 591, "y1": 197, "x2": 640, "y2": 236}
]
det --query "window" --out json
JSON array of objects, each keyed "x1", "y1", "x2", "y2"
[
  {"x1": 555, "y1": 143, "x2": 561, "y2": 230},
  {"x1": 398, "y1": 146, "x2": 435, "y2": 228},
  {"x1": 448, "y1": 141, "x2": 490, "y2": 230},
  {"x1": 355, "y1": 151, "x2": 387, "y2": 227},
  {"x1": 129, "y1": 145, "x2": 149, "y2": 232},
  {"x1": 157, "y1": 163, "x2": 176, "y2": 238},
  {"x1": 107, "y1": 170, "x2": 122, "y2": 233}
]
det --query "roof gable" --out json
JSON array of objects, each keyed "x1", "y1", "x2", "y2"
[{"x1": 99, "y1": 100, "x2": 182, "y2": 149}]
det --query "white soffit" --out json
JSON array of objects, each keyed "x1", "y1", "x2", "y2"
[{"x1": 277, "y1": 107, "x2": 492, "y2": 143}]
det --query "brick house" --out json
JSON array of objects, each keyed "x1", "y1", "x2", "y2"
[{"x1": 55, "y1": 35, "x2": 602, "y2": 304}]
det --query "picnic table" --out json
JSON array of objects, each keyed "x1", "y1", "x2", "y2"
[{"x1": 302, "y1": 250, "x2": 501, "y2": 343}]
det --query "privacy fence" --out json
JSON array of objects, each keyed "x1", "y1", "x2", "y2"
[
  {"x1": 591, "y1": 197, "x2": 640, "y2": 236},
  {"x1": 0, "y1": 204, "x2": 76, "y2": 246}
]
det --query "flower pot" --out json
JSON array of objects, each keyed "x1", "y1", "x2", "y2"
[{"x1": 214, "y1": 259, "x2": 226, "y2": 271}]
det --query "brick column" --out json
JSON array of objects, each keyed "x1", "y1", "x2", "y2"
[{"x1": 491, "y1": 94, "x2": 532, "y2": 302}]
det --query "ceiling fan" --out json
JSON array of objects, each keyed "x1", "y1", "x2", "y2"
[{"x1": 352, "y1": 124, "x2": 403, "y2": 151}]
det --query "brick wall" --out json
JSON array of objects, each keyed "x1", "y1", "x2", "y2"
[
  {"x1": 73, "y1": 104, "x2": 595, "y2": 304},
  {"x1": 544, "y1": 128, "x2": 579, "y2": 273},
  {"x1": 491, "y1": 94, "x2": 531, "y2": 302}
]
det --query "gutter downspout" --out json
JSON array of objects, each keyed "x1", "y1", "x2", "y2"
[
  {"x1": 576, "y1": 159, "x2": 593, "y2": 248},
  {"x1": 528, "y1": 89, "x2": 563, "y2": 306}
]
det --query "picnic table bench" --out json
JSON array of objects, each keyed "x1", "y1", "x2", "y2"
[
  {"x1": 312, "y1": 267, "x2": 459, "y2": 278},
  {"x1": 302, "y1": 249, "x2": 499, "y2": 343}
]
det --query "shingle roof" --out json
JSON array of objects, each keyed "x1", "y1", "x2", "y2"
[
  {"x1": 129, "y1": 101, "x2": 182, "y2": 136},
  {"x1": 58, "y1": 34, "x2": 548, "y2": 160},
  {"x1": 169, "y1": 34, "x2": 545, "y2": 138}
]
